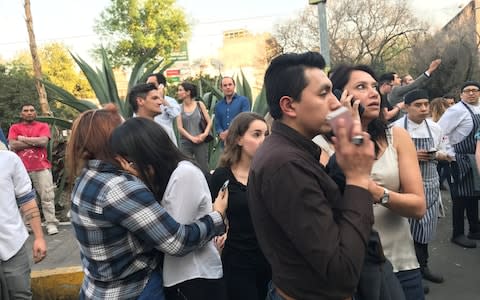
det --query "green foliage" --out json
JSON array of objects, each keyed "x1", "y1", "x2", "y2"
[
  {"x1": 94, "y1": 0, "x2": 189, "y2": 67},
  {"x1": 252, "y1": 86, "x2": 268, "y2": 116},
  {"x1": 0, "y1": 63, "x2": 37, "y2": 133},
  {"x1": 9, "y1": 43, "x2": 94, "y2": 99}
]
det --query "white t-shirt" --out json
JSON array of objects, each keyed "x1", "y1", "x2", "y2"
[
  {"x1": 0, "y1": 150, "x2": 34, "y2": 260},
  {"x1": 393, "y1": 116, "x2": 449, "y2": 155},
  {"x1": 161, "y1": 160, "x2": 223, "y2": 287},
  {"x1": 154, "y1": 95, "x2": 181, "y2": 147}
]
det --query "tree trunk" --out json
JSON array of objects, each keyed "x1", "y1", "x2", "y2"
[{"x1": 24, "y1": 0, "x2": 50, "y2": 116}]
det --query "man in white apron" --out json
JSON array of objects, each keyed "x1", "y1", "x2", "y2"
[
  {"x1": 438, "y1": 81, "x2": 480, "y2": 248},
  {"x1": 393, "y1": 89, "x2": 451, "y2": 284}
]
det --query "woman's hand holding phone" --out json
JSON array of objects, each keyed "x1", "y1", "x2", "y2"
[
  {"x1": 213, "y1": 180, "x2": 229, "y2": 220},
  {"x1": 334, "y1": 89, "x2": 363, "y2": 121}
]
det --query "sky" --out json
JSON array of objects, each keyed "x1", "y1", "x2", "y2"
[{"x1": 0, "y1": 0, "x2": 469, "y2": 64}]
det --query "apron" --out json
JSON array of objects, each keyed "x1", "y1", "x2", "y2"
[
  {"x1": 451, "y1": 102, "x2": 480, "y2": 197},
  {"x1": 404, "y1": 117, "x2": 439, "y2": 243}
]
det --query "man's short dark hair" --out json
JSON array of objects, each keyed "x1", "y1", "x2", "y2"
[
  {"x1": 20, "y1": 103, "x2": 36, "y2": 111},
  {"x1": 378, "y1": 73, "x2": 395, "y2": 85},
  {"x1": 148, "y1": 73, "x2": 167, "y2": 86},
  {"x1": 264, "y1": 52, "x2": 326, "y2": 120},
  {"x1": 127, "y1": 83, "x2": 157, "y2": 113}
]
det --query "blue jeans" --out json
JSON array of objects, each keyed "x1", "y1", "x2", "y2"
[
  {"x1": 395, "y1": 269, "x2": 424, "y2": 300},
  {"x1": 138, "y1": 270, "x2": 165, "y2": 300}
]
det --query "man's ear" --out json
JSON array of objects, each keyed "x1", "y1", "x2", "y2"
[
  {"x1": 279, "y1": 96, "x2": 297, "y2": 118},
  {"x1": 136, "y1": 97, "x2": 145, "y2": 107}
]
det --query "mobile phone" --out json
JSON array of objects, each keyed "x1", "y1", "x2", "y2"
[
  {"x1": 333, "y1": 89, "x2": 364, "y2": 116},
  {"x1": 427, "y1": 150, "x2": 437, "y2": 154},
  {"x1": 220, "y1": 180, "x2": 229, "y2": 192},
  {"x1": 327, "y1": 106, "x2": 353, "y2": 136}
]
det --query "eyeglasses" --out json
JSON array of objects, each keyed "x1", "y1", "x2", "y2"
[{"x1": 462, "y1": 89, "x2": 480, "y2": 94}]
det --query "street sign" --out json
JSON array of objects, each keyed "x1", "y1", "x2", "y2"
[
  {"x1": 165, "y1": 69, "x2": 181, "y2": 76},
  {"x1": 309, "y1": 0, "x2": 325, "y2": 4}
]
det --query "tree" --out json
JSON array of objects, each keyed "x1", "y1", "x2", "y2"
[
  {"x1": 39, "y1": 43, "x2": 94, "y2": 99},
  {"x1": 0, "y1": 63, "x2": 37, "y2": 132},
  {"x1": 410, "y1": 25, "x2": 480, "y2": 98},
  {"x1": 274, "y1": 0, "x2": 426, "y2": 73},
  {"x1": 94, "y1": 0, "x2": 189, "y2": 67},
  {"x1": 24, "y1": 0, "x2": 50, "y2": 115}
]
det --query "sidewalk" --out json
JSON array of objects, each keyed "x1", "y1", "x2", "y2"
[
  {"x1": 28, "y1": 223, "x2": 82, "y2": 299},
  {"x1": 426, "y1": 189, "x2": 480, "y2": 299}
]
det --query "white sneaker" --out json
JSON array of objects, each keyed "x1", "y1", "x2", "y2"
[{"x1": 46, "y1": 224, "x2": 59, "y2": 235}]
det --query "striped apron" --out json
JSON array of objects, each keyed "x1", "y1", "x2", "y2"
[
  {"x1": 451, "y1": 102, "x2": 480, "y2": 197},
  {"x1": 404, "y1": 118, "x2": 439, "y2": 243}
]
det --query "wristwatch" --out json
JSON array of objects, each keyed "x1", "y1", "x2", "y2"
[{"x1": 380, "y1": 188, "x2": 390, "y2": 204}]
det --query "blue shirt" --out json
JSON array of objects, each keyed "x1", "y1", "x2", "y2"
[
  {"x1": 71, "y1": 160, "x2": 225, "y2": 299},
  {"x1": 214, "y1": 94, "x2": 250, "y2": 134}
]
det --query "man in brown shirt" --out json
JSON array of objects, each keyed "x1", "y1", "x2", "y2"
[{"x1": 248, "y1": 52, "x2": 375, "y2": 300}]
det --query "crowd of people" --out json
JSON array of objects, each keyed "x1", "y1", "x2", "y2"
[{"x1": 1, "y1": 51, "x2": 480, "y2": 300}]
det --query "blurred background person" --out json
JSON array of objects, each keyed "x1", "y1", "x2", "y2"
[
  {"x1": 146, "y1": 73, "x2": 181, "y2": 146},
  {"x1": 176, "y1": 82, "x2": 213, "y2": 174}
]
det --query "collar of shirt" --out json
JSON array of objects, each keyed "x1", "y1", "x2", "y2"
[{"x1": 272, "y1": 121, "x2": 321, "y2": 161}]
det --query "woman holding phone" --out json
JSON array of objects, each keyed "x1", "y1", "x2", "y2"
[
  {"x1": 210, "y1": 112, "x2": 271, "y2": 300},
  {"x1": 66, "y1": 105, "x2": 228, "y2": 300},
  {"x1": 110, "y1": 117, "x2": 228, "y2": 300},
  {"x1": 329, "y1": 65, "x2": 426, "y2": 300}
]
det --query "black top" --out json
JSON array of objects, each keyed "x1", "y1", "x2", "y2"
[
  {"x1": 210, "y1": 167, "x2": 261, "y2": 253},
  {"x1": 248, "y1": 121, "x2": 374, "y2": 300}
]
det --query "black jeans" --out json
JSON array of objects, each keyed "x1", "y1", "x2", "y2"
[
  {"x1": 449, "y1": 161, "x2": 480, "y2": 236},
  {"x1": 222, "y1": 248, "x2": 271, "y2": 300},
  {"x1": 164, "y1": 277, "x2": 227, "y2": 300}
]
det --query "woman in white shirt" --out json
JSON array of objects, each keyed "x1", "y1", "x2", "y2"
[{"x1": 111, "y1": 117, "x2": 227, "y2": 300}]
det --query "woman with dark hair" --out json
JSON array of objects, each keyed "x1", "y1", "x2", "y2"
[
  {"x1": 330, "y1": 65, "x2": 426, "y2": 299},
  {"x1": 66, "y1": 105, "x2": 228, "y2": 300},
  {"x1": 111, "y1": 117, "x2": 227, "y2": 300},
  {"x1": 176, "y1": 81, "x2": 212, "y2": 173},
  {"x1": 210, "y1": 112, "x2": 271, "y2": 300}
]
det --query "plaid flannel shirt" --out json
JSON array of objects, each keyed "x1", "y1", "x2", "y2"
[{"x1": 71, "y1": 160, "x2": 224, "y2": 299}]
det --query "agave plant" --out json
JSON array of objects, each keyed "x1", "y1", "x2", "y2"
[
  {"x1": 39, "y1": 48, "x2": 171, "y2": 212},
  {"x1": 44, "y1": 48, "x2": 171, "y2": 121}
]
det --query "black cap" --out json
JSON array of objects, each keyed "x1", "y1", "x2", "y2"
[
  {"x1": 461, "y1": 81, "x2": 480, "y2": 92},
  {"x1": 404, "y1": 89, "x2": 429, "y2": 105}
]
